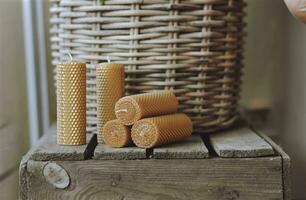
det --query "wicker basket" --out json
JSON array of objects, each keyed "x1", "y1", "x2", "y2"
[{"x1": 50, "y1": 0, "x2": 246, "y2": 134}]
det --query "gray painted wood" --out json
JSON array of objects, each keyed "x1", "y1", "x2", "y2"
[
  {"x1": 255, "y1": 129, "x2": 291, "y2": 200},
  {"x1": 153, "y1": 134, "x2": 209, "y2": 159},
  {"x1": 19, "y1": 141, "x2": 37, "y2": 200},
  {"x1": 24, "y1": 157, "x2": 283, "y2": 200},
  {"x1": 94, "y1": 144, "x2": 146, "y2": 160},
  {"x1": 29, "y1": 133, "x2": 97, "y2": 161},
  {"x1": 210, "y1": 127, "x2": 275, "y2": 158}
]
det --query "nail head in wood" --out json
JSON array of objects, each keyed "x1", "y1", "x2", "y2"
[{"x1": 43, "y1": 163, "x2": 70, "y2": 189}]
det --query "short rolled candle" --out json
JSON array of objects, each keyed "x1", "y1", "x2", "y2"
[
  {"x1": 57, "y1": 61, "x2": 86, "y2": 145},
  {"x1": 131, "y1": 113, "x2": 193, "y2": 148},
  {"x1": 115, "y1": 91, "x2": 178, "y2": 126},
  {"x1": 96, "y1": 63, "x2": 125, "y2": 143},
  {"x1": 103, "y1": 119, "x2": 131, "y2": 148}
]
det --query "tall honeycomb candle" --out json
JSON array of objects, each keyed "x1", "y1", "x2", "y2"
[
  {"x1": 96, "y1": 63, "x2": 125, "y2": 143},
  {"x1": 131, "y1": 113, "x2": 193, "y2": 148},
  {"x1": 115, "y1": 91, "x2": 178, "y2": 126},
  {"x1": 103, "y1": 119, "x2": 131, "y2": 148},
  {"x1": 57, "y1": 61, "x2": 86, "y2": 145}
]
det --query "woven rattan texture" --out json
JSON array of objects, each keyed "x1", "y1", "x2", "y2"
[{"x1": 50, "y1": 0, "x2": 246, "y2": 134}]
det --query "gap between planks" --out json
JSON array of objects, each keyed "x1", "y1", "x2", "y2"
[
  {"x1": 28, "y1": 133, "x2": 97, "y2": 161},
  {"x1": 25, "y1": 126, "x2": 277, "y2": 161},
  {"x1": 94, "y1": 134, "x2": 209, "y2": 160}
]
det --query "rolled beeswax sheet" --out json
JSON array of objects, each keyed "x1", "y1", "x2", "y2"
[
  {"x1": 131, "y1": 113, "x2": 193, "y2": 148},
  {"x1": 115, "y1": 91, "x2": 178, "y2": 126},
  {"x1": 96, "y1": 63, "x2": 125, "y2": 143},
  {"x1": 57, "y1": 61, "x2": 86, "y2": 145},
  {"x1": 103, "y1": 119, "x2": 131, "y2": 148}
]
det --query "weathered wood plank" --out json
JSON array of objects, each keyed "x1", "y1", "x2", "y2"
[
  {"x1": 25, "y1": 157, "x2": 283, "y2": 200},
  {"x1": 153, "y1": 134, "x2": 209, "y2": 159},
  {"x1": 210, "y1": 127, "x2": 275, "y2": 158},
  {"x1": 94, "y1": 144, "x2": 146, "y2": 160},
  {"x1": 255, "y1": 129, "x2": 291, "y2": 200},
  {"x1": 19, "y1": 155, "x2": 29, "y2": 200},
  {"x1": 30, "y1": 133, "x2": 97, "y2": 161}
]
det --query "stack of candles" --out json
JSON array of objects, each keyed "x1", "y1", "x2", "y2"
[
  {"x1": 103, "y1": 91, "x2": 193, "y2": 148},
  {"x1": 57, "y1": 58, "x2": 193, "y2": 148}
]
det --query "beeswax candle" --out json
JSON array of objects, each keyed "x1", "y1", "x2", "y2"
[
  {"x1": 131, "y1": 113, "x2": 193, "y2": 148},
  {"x1": 57, "y1": 61, "x2": 86, "y2": 145},
  {"x1": 103, "y1": 119, "x2": 131, "y2": 148},
  {"x1": 115, "y1": 91, "x2": 178, "y2": 125},
  {"x1": 96, "y1": 63, "x2": 125, "y2": 143}
]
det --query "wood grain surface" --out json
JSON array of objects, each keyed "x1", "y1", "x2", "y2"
[
  {"x1": 153, "y1": 134, "x2": 209, "y2": 159},
  {"x1": 255, "y1": 129, "x2": 291, "y2": 200},
  {"x1": 210, "y1": 127, "x2": 275, "y2": 158},
  {"x1": 94, "y1": 144, "x2": 146, "y2": 160},
  {"x1": 19, "y1": 127, "x2": 290, "y2": 200},
  {"x1": 24, "y1": 157, "x2": 283, "y2": 200},
  {"x1": 30, "y1": 133, "x2": 97, "y2": 161}
]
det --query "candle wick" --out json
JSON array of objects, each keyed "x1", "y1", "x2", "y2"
[
  {"x1": 140, "y1": 131, "x2": 145, "y2": 137},
  {"x1": 107, "y1": 55, "x2": 111, "y2": 63},
  {"x1": 139, "y1": 124, "x2": 149, "y2": 137},
  {"x1": 67, "y1": 50, "x2": 73, "y2": 61},
  {"x1": 115, "y1": 109, "x2": 128, "y2": 113}
]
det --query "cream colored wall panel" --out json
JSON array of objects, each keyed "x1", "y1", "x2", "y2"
[
  {"x1": 278, "y1": 14, "x2": 306, "y2": 199},
  {"x1": 0, "y1": 170, "x2": 18, "y2": 200},
  {"x1": 0, "y1": 125, "x2": 23, "y2": 177},
  {"x1": 242, "y1": 0, "x2": 288, "y2": 110},
  {"x1": 0, "y1": 0, "x2": 29, "y2": 194}
]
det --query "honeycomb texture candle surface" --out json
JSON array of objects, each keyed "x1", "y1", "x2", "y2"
[
  {"x1": 103, "y1": 120, "x2": 131, "y2": 148},
  {"x1": 96, "y1": 63, "x2": 125, "y2": 143},
  {"x1": 57, "y1": 61, "x2": 86, "y2": 145},
  {"x1": 131, "y1": 113, "x2": 193, "y2": 148},
  {"x1": 115, "y1": 91, "x2": 178, "y2": 126}
]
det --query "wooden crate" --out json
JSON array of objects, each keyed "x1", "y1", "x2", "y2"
[{"x1": 19, "y1": 127, "x2": 291, "y2": 200}]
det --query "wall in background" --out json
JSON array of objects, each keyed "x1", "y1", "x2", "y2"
[
  {"x1": 279, "y1": 13, "x2": 306, "y2": 199},
  {"x1": 244, "y1": 0, "x2": 306, "y2": 198},
  {"x1": 242, "y1": 0, "x2": 288, "y2": 140},
  {"x1": 0, "y1": 0, "x2": 29, "y2": 199},
  {"x1": 242, "y1": 0, "x2": 287, "y2": 112}
]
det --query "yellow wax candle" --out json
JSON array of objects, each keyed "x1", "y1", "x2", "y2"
[
  {"x1": 96, "y1": 63, "x2": 125, "y2": 143},
  {"x1": 131, "y1": 113, "x2": 193, "y2": 148},
  {"x1": 57, "y1": 61, "x2": 86, "y2": 145},
  {"x1": 102, "y1": 119, "x2": 131, "y2": 148},
  {"x1": 115, "y1": 91, "x2": 178, "y2": 126}
]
